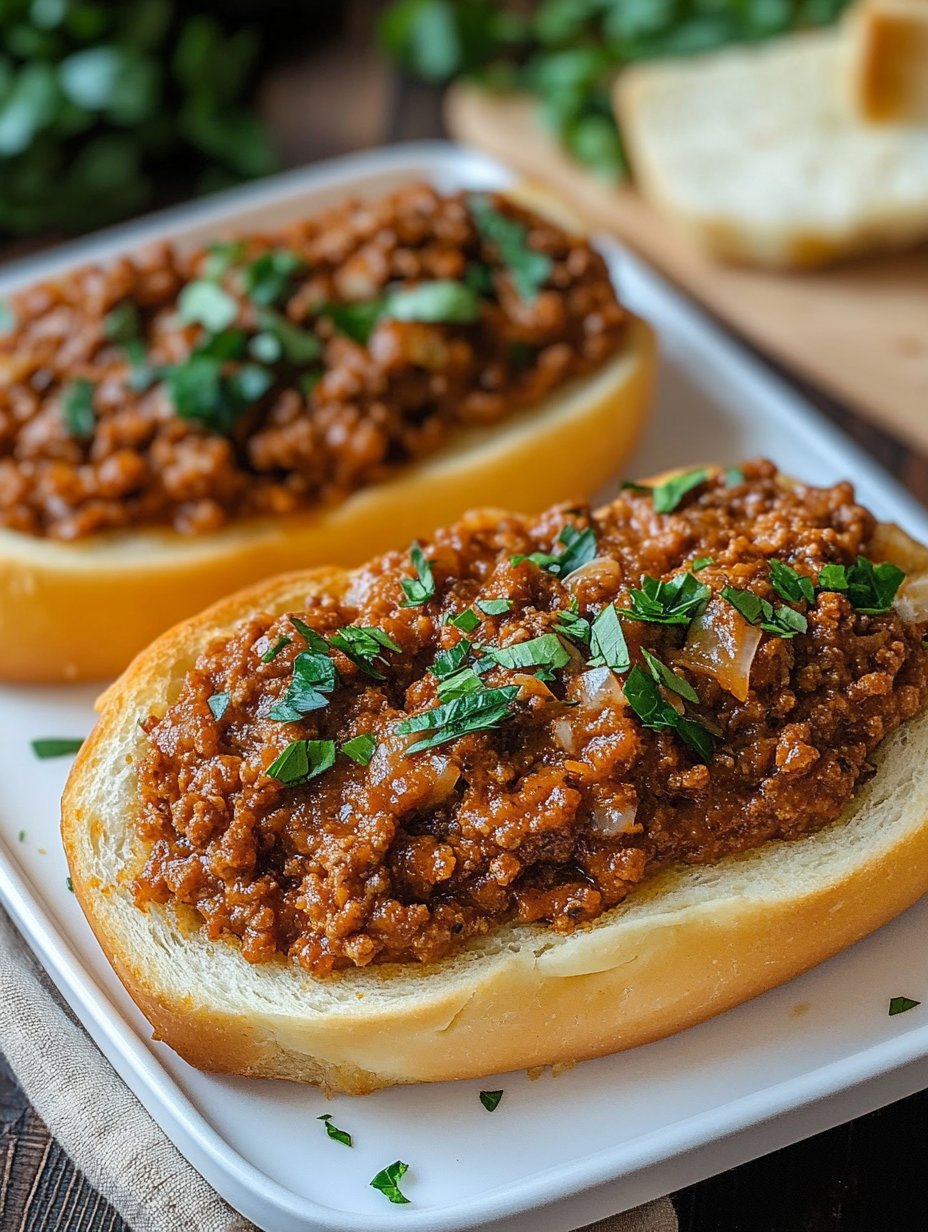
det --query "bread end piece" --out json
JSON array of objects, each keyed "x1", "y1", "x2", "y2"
[
  {"x1": 843, "y1": 0, "x2": 928, "y2": 124},
  {"x1": 61, "y1": 503, "x2": 928, "y2": 1093}
]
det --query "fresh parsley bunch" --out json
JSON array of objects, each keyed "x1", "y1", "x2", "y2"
[
  {"x1": 0, "y1": 0, "x2": 279, "y2": 237},
  {"x1": 380, "y1": 0, "x2": 854, "y2": 179}
]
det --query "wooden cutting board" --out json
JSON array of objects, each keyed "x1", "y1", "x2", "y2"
[{"x1": 446, "y1": 84, "x2": 928, "y2": 453}]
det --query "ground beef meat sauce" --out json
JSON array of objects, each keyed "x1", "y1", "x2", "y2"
[
  {"x1": 134, "y1": 461, "x2": 928, "y2": 976},
  {"x1": 0, "y1": 186, "x2": 628, "y2": 539}
]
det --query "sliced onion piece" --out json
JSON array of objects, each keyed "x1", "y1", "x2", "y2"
[
  {"x1": 563, "y1": 556, "x2": 621, "y2": 591},
  {"x1": 894, "y1": 573, "x2": 928, "y2": 624},
  {"x1": 577, "y1": 665, "x2": 626, "y2": 710},
  {"x1": 679, "y1": 599, "x2": 761, "y2": 703},
  {"x1": 589, "y1": 798, "x2": 639, "y2": 837},
  {"x1": 552, "y1": 717, "x2": 576, "y2": 753}
]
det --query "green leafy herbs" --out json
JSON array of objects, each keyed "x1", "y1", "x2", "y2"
[
  {"x1": 177, "y1": 279, "x2": 238, "y2": 332},
  {"x1": 61, "y1": 378, "x2": 96, "y2": 439},
  {"x1": 265, "y1": 739, "x2": 336, "y2": 786},
  {"x1": 725, "y1": 466, "x2": 745, "y2": 487},
  {"x1": 431, "y1": 637, "x2": 474, "y2": 680},
  {"x1": 31, "y1": 737, "x2": 84, "y2": 759},
  {"x1": 289, "y1": 616, "x2": 329, "y2": 653},
  {"x1": 165, "y1": 355, "x2": 272, "y2": 434},
  {"x1": 587, "y1": 603, "x2": 629, "y2": 672},
  {"x1": 328, "y1": 625, "x2": 401, "y2": 679},
  {"x1": 818, "y1": 557, "x2": 905, "y2": 615},
  {"x1": 468, "y1": 194, "x2": 553, "y2": 300},
  {"x1": 396, "y1": 685, "x2": 520, "y2": 753},
  {"x1": 0, "y1": 300, "x2": 15, "y2": 332},
  {"x1": 260, "y1": 635, "x2": 291, "y2": 663},
  {"x1": 254, "y1": 309, "x2": 322, "y2": 365},
  {"x1": 370, "y1": 1159, "x2": 410, "y2": 1205},
  {"x1": 641, "y1": 649, "x2": 699, "y2": 704},
  {"x1": 623, "y1": 666, "x2": 714, "y2": 763},
  {"x1": 647, "y1": 467, "x2": 712, "y2": 514},
  {"x1": 448, "y1": 608, "x2": 480, "y2": 633},
  {"x1": 17, "y1": 830, "x2": 25, "y2": 843},
  {"x1": 889, "y1": 996, "x2": 920, "y2": 1016},
  {"x1": 692, "y1": 556, "x2": 714, "y2": 572},
  {"x1": 207, "y1": 692, "x2": 230, "y2": 720},
  {"x1": 385, "y1": 279, "x2": 481, "y2": 323},
  {"x1": 204, "y1": 240, "x2": 247, "y2": 280},
  {"x1": 103, "y1": 300, "x2": 140, "y2": 343},
  {"x1": 67, "y1": 876, "x2": 74, "y2": 893},
  {"x1": 480, "y1": 1089, "x2": 504, "y2": 1112},
  {"x1": 244, "y1": 249, "x2": 304, "y2": 307},
  {"x1": 721, "y1": 587, "x2": 808, "y2": 638},
  {"x1": 477, "y1": 598, "x2": 513, "y2": 616},
  {"x1": 321, "y1": 299, "x2": 386, "y2": 346},
  {"x1": 317, "y1": 1114, "x2": 352, "y2": 1147},
  {"x1": 269, "y1": 651, "x2": 337, "y2": 721},
  {"x1": 622, "y1": 572, "x2": 710, "y2": 627},
  {"x1": 436, "y1": 665, "x2": 487, "y2": 701},
  {"x1": 400, "y1": 541, "x2": 437, "y2": 607},
  {"x1": 484, "y1": 633, "x2": 570, "y2": 673},
  {"x1": 769, "y1": 559, "x2": 816, "y2": 605},
  {"x1": 554, "y1": 599, "x2": 591, "y2": 646},
  {"x1": 340, "y1": 733, "x2": 377, "y2": 766},
  {"x1": 512, "y1": 523, "x2": 597, "y2": 578}
]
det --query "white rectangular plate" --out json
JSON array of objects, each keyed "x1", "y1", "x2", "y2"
[{"x1": 2, "y1": 143, "x2": 928, "y2": 1232}]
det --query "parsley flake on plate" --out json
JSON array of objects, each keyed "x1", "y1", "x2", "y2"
[
  {"x1": 400, "y1": 541, "x2": 436, "y2": 607},
  {"x1": 289, "y1": 617, "x2": 329, "y2": 653},
  {"x1": 818, "y1": 557, "x2": 905, "y2": 615},
  {"x1": 385, "y1": 279, "x2": 481, "y2": 324},
  {"x1": 468, "y1": 194, "x2": 553, "y2": 301},
  {"x1": 437, "y1": 665, "x2": 487, "y2": 702},
  {"x1": 692, "y1": 556, "x2": 714, "y2": 572},
  {"x1": 889, "y1": 996, "x2": 920, "y2": 1016},
  {"x1": 31, "y1": 737, "x2": 84, "y2": 759},
  {"x1": 431, "y1": 637, "x2": 474, "y2": 680},
  {"x1": 177, "y1": 279, "x2": 238, "y2": 332},
  {"x1": 641, "y1": 648, "x2": 699, "y2": 703},
  {"x1": 328, "y1": 625, "x2": 401, "y2": 679},
  {"x1": 554, "y1": 599, "x2": 591, "y2": 646},
  {"x1": 448, "y1": 608, "x2": 480, "y2": 633},
  {"x1": 769, "y1": 559, "x2": 815, "y2": 605},
  {"x1": 477, "y1": 598, "x2": 512, "y2": 616},
  {"x1": 207, "y1": 692, "x2": 230, "y2": 720},
  {"x1": 480, "y1": 1089, "x2": 504, "y2": 1112},
  {"x1": 103, "y1": 300, "x2": 140, "y2": 343},
  {"x1": 648, "y1": 467, "x2": 712, "y2": 514},
  {"x1": 370, "y1": 1160, "x2": 410, "y2": 1204},
  {"x1": 244, "y1": 249, "x2": 304, "y2": 307},
  {"x1": 512, "y1": 523, "x2": 597, "y2": 578},
  {"x1": 397, "y1": 685, "x2": 520, "y2": 754},
  {"x1": 269, "y1": 651, "x2": 337, "y2": 721},
  {"x1": 266, "y1": 739, "x2": 336, "y2": 786},
  {"x1": 317, "y1": 1113, "x2": 353, "y2": 1147},
  {"x1": 721, "y1": 587, "x2": 808, "y2": 639},
  {"x1": 261, "y1": 635, "x2": 291, "y2": 663},
  {"x1": 621, "y1": 572, "x2": 710, "y2": 627},
  {"x1": 588, "y1": 603, "x2": 629, "y2": 672},
  {"x1": 485, "y1": 633, "x2": 570, "y2": 673}
]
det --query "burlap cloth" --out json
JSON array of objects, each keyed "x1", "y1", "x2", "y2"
[{"x1": 0, "y1": 906, "x2": 677, "y2": 1232}]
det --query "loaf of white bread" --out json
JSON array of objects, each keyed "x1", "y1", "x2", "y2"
[{"x1": 614, "y1": 10, "x2": 928, "y2": 268}]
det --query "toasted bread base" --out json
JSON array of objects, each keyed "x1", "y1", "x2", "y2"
[
  {"x1": 1, "y1": 319, "x2": 653, "y2": 683},
  {"x1": 61, "y1": 492, "x2": 928, "y2": 1093}
]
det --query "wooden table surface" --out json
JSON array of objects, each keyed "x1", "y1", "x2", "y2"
[{"x1": 2, "y1": 5, "x2": 928, "y2": 1228}]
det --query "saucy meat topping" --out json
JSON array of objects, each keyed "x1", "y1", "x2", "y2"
[
  {"x1": 0, "y1": 185, "x2": 628, "y2": 539},
  {"x1": 135, "y1": 461, "x2": 928, "y2": 975}
]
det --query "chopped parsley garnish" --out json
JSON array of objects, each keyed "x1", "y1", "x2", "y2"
[
  {"x1": 431, "y1": 637, "x2": 473, "y2": 680},
  {"x1": 623, "y1": 666, "x2": 714, "y2": 763},
  {"x1": 255, "y1": 308, "x2": 322, "y2": 365},
  {"x1": 317, "y1": 1113, "x2": 353, "y2": 1147},
  {"x1": 641, "y1": 649, "x2": 699, "y2": 704},
  {"x1": 244, "y1": 249, "x2": 304, "y2": 306},
  {"x1": 385, "y1": 279, "x2": 480, "y2": 324},
  {"x1": 512, "y1": 523, "x2": 597, "y2": 578},
  {"x1": 203, "y1": 240, "x2": 246, "y2": 279},
  {"x1": 397, "y1": 685, "x2": 519, "y2": 753},
  {"x1": 588, "y1": 604, "x2": 629, "y2": 672},
  {"x1": 66, "y1": 877, "x2": 74, "y2": 893},
  {"x1": 485, "y1": 633, "x2": 569, "y2": 673},
  {"x1": 554, "y1": 599, "x2": 591, "y2": 646},
  {"x1": 340, "y1": 733, "x2": 377, "y2": 766},
  {"x1": 400, "y1": 541, "x2": 436, "y2": 607},
  {"x1": 0, "y1": 300, "x2": 15, "y2": 332},
  {"x1": 328, "y1": 625, "x2": 401, "y2": 679},
  {"x1": 31, "y1": 737, "x2": 84, "y2": 759},
  {"x1": 725, "y1": 467, "x2": 745, "y2": 487},
  {"x1": 321, "y1": 299, "x2": 385, "y2": 346},
  {"x1": 261, "y1": 635, "x2": 291, "y2": 663},
  {"x1": 648, "y1": 467, "x2": 712, "y2": 514},
  {"x1": 721, "y1": 587, "x2": 808, "y2": 638},
  {"x1": 370, "y1": 1160, "x2": 410, "y2": 1205},
  {"x1": 468, "y1": 194, "x2": 553, "y2": 301},
  {"x1": 289, "y1": 616, "x2": 329, "y2": 653},
  {"x1": 769, "y1": 560, "x2": 815, "y2": 605},
  {"x1": 269, "y1": 651, "x2": 337, "y2": 720},
  {"x1": 17, "y1": 830, "x2": 25, "y2": 843},
  {"x1": 103, "y1": 300, "x2": 140, "y2": 343},
  {"x1": 448, "y1": 608, "x2": 480, "y2": 633},
  {"x1": 477, "y1": 598, "x2": 512, "y2": 616},
  {"x1": 166, "y1": 355, "x2": 273, "y2": 434},
  {"x1": 436, "y1": 665, "x2": 486, "y2": 701},
  {"x1": 889, "y1": 996, "x2": 920, "y2": 1016},
  {"x1": 480, "y1": 1090, "x2": 504, "y2": 1112},
  {"x1": 818, "y1": 557, "x2": 905, "y2": 615},
  {"x1": 621, "y1": 572, "x2": 710, "y2": 627},
  {"x1": 61, "y1": 379, "x2": 96, "y2": 440},
  {"x1": 692, "y1": 556, "x2": 714, "y2": 572},
  {"x1": 177, "y1": 279, "x2": 238, "y2": 332},
  {"x1": 207, "y1": 692, "x2": 230, "y2": 720},
  {"x1": 266, "y1": 739, "x2": 336, "y2": 786}
]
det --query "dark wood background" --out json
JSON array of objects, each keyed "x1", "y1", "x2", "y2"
[{"x1": 2, "y1": 4, "x2": 928, "y2": 1228}]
